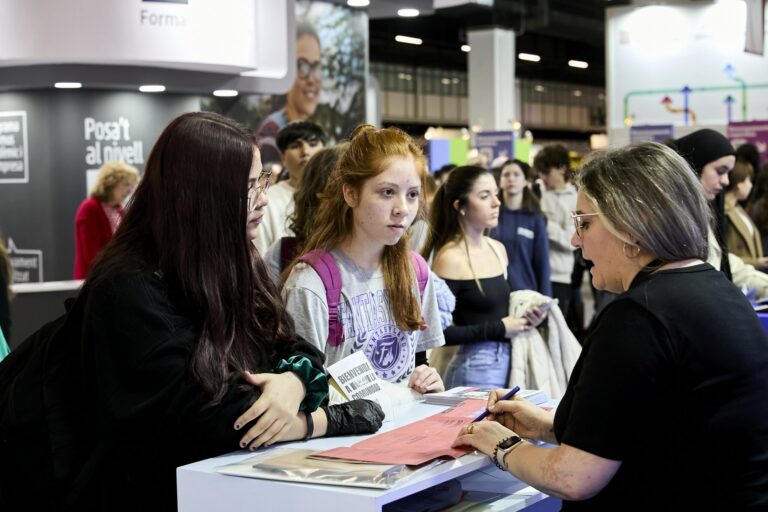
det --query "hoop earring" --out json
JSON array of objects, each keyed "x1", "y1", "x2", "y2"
[
  {"x1": 460, "y1": 210, "x2": 466, "y2": 217},
  {"x1": 622, "y1": 242, "x2": 640, "y2": 258}
]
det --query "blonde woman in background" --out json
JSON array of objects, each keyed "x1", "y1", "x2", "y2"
[{"x1": 73, "y1": 161, "x2": 139, "y2": 279}]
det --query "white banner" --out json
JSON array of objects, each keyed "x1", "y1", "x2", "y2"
[{"x1": 0, "y1": 0, "x2": 289, "y2": 76}]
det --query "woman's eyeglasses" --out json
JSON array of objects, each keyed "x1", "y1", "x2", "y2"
[
  {"x1": 247, "y1": 170, "x2": 272, "y2": 212},
  {"x1": 570, "y1": 212, "x2": 600, "y2": 239}
]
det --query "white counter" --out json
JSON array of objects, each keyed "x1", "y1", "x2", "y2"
[{"x1": 176, "y1": 401, "x2": 556, "y2": 512}]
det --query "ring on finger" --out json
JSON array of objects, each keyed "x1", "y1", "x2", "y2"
[{"x1": 467, "y1": 423, "x2": 475, "y2": 435}]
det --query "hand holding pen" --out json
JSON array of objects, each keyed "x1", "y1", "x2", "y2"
[
  {"x1": 472, "y1": 386, "x2": 520, "y2": 423},
  {"x1": 485, "y1": 386, "x2": 557, "y2": 443}
]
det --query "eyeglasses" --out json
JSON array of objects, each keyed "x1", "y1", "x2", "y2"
[
  {"x1": 570, "y1": 212, "x2": 600, "y2": 239},
  {"x1": 297, "y1": 58, "x2": 322, "y2": 80},
  {"x1": 247, "y1": 169, "x2": 272, "y2": 211}
]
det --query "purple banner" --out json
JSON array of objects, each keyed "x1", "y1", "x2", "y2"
[
  {"x1": 728, "y1": 120, "x2": 768, "y2": 166},
  {"x1": 475, "y1": 131, "x2": 514, "y2": 168},
  {"x1": 629, "y1": 124, "x2": 674, "y2": 144}
]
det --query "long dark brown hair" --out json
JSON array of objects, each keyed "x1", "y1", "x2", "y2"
[{"x1": 89, "y1": 112, "x2": 295, "y2": 404}]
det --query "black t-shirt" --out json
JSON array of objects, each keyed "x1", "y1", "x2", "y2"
[
  {"x1": 554, "y1": 263, "x2": 768, "y2": 510},
  {"x1": 443, "y1": 274, "x2": 509, "y2": 345}
]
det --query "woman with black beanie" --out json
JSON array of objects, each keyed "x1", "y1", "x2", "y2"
[{"x1": 672, "y1": 128, "x2": 768, "y2": 297}]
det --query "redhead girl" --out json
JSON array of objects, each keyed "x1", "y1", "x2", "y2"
[{"x1": 283, "y1": 125, "x2": 445, "y2": 394}]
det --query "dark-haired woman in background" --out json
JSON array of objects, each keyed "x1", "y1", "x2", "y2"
[
  {"x1": 673, "y1": 128, "x2": 768, "y2": 297},
  {"x1": 423, "y1": 166, "x2": 545, "y2": 388},
  {"x1": 724, "y1": 161, "x2": 767, "y2": 270},
  {"x1": 490, "y1": 159, "x2": 551, "y2": 295}
]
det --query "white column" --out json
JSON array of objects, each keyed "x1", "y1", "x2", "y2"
[{"x1": 468, "y1": 28, "x2": 516, "y2": 131}]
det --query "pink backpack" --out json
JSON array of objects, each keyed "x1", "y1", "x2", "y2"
[{"x1": 298, "y1": 250, "x2": 429, "y2": 347}]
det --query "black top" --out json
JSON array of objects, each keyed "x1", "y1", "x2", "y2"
[
  {"x1": 39, "y1": 266, "x2": 320, "y2": 510},
  {"x1": 443, "y1": 274, "x2": 509, "y2": 345},
  {"x1": 554, "y1": 263, "x2": 768, "y2": 510}
]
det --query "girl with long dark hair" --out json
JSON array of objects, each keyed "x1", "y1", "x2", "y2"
[
  {"x1": 0, "y1": 112, "x2": 382, "y2": 510},
  {"x1": 422, "y1": 166, "x2": 546, "y2": 388}
]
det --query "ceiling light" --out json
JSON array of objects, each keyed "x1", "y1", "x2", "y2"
[
  {"x1": 395, "y1": 35, "x2": 422, "y2": 45},
  {"x1": 573, "y1": 90, "x2": 583, "y2": 97},
  {"x1": 518, "y1": 53, "x2": 541, "y2": 62},
  {"x1": 139, "y1": 85, "x2": 165, "y2": 93},
  {"x1": 534, "y1": 85, "x2": 545, "y2": 92},
  {"x1": 452, "y1": 78, "x2": 460, "y2": 84},
  {"x1": 441, "y1": 78, "x2": 451, "y2": 85},
  {"x1": 461, "y1": 44, "x2": 471, "y2": 52},
  {"x1": 213, "y1": 89, "x2": 238, "y2": 97},
  {"x1": 397, "y1": 72, "x2": 412, "y2": 80},
  {"x1": 346, "y1": 0, "x2": 369, "y2": 6},
  {"x1": 568, "y1": 60, "x2": 589, "y2": 69},
  {"x1": 54, "y1": 82, "x2": 82, "y2": 89},
  {"x1": 397, "y1": 8, "x2": 419, "y2": 17}
]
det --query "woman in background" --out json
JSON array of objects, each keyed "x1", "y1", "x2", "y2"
[
  {"x1": 73, "y1": 160, "x2": 139, "y2": 279},
  {"x1": 490, "y1": 159, "x2": 551, "y2": 295},
  {"x1": 673, "y1": 128, "x2": 768, "y2": 296},
  {"x1": 724, "y1": 161, "x2": 767, "y2": 270},
  {"x1": 423, "y1": 166, "x2": 545, "y2": 389}
]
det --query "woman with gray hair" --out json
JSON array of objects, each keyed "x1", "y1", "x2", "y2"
[{"x1": 453, "y1": 142, "x2": 768, "y2": 510}]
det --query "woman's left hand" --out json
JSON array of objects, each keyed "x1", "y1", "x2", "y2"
[
  {"x1": 235, "y1": 371, "x2": 306, "y2": 450},
  {"x1": 523, "y1": 305, "x2": 548, "y2": 329},
  {"x1": 451, "y1": 420, "x2": 516, "y2": 456},
  {"x1": 408, "y1": 365, "x2": 445, "y2": 394}
]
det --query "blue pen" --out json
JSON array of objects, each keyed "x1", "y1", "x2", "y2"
[{"x1": 472, "y1": 386, "x2": 520, "y2": 423}]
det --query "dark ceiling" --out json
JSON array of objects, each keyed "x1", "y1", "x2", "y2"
[{"x1": 369, "y1": 0, "x2": 633, "y2": 88}]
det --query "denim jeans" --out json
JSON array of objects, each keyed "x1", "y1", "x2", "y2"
[{"x1": 443, "y1": 341, "x2": 510, "y2": 389}]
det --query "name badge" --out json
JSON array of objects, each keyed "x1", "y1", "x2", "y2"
[{"x1": 517, "y1": 227, "x2": 534, "y2": 239}]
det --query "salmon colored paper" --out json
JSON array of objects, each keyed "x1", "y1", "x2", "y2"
[{"x1": 311, "y1": 399, "x2": 487, "y2": 465}]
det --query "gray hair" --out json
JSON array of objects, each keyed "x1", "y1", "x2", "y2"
[{"x1": 576, "y1": 142, "x2": 711, "y2": 262}]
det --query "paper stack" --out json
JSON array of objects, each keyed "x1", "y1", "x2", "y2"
[{"x1": 423, "y1": 387, "x2": 548, "y2": 407}]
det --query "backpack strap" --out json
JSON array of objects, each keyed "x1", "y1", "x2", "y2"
[
  {"x1": 299, "y1": 250, "x2": 430, "y2": 348},
  {"x1": 298, "y1": 250, "x2": 345, "y2": 347},
  {"x1": 409, "y1": 250, "x2": 429, "y2": 299}
]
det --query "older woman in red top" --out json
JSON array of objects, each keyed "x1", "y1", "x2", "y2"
[{"x1": 73, "y1": 161, "x2": 139, "y2": 279}]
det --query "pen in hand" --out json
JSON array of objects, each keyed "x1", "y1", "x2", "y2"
[{"x1": 472, "y1": 386, "x2": 520, "y2": 423}]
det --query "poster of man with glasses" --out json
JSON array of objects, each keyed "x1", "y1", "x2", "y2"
[{"x1": 205, "y1": 0, "x2": 366, "y2": 166}]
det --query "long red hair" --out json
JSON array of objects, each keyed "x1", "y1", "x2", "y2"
[{"x1": 293, "y1": 124, "x2": 428, "y2": 331}]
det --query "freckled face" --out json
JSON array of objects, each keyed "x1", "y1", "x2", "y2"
[{"x1": 346, "y1": 156, "x2": 422, "y2": 249}]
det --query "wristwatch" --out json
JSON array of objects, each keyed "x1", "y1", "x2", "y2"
[{"x1": 493, "y1": 435, "x2": 522, "y2": 470}]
